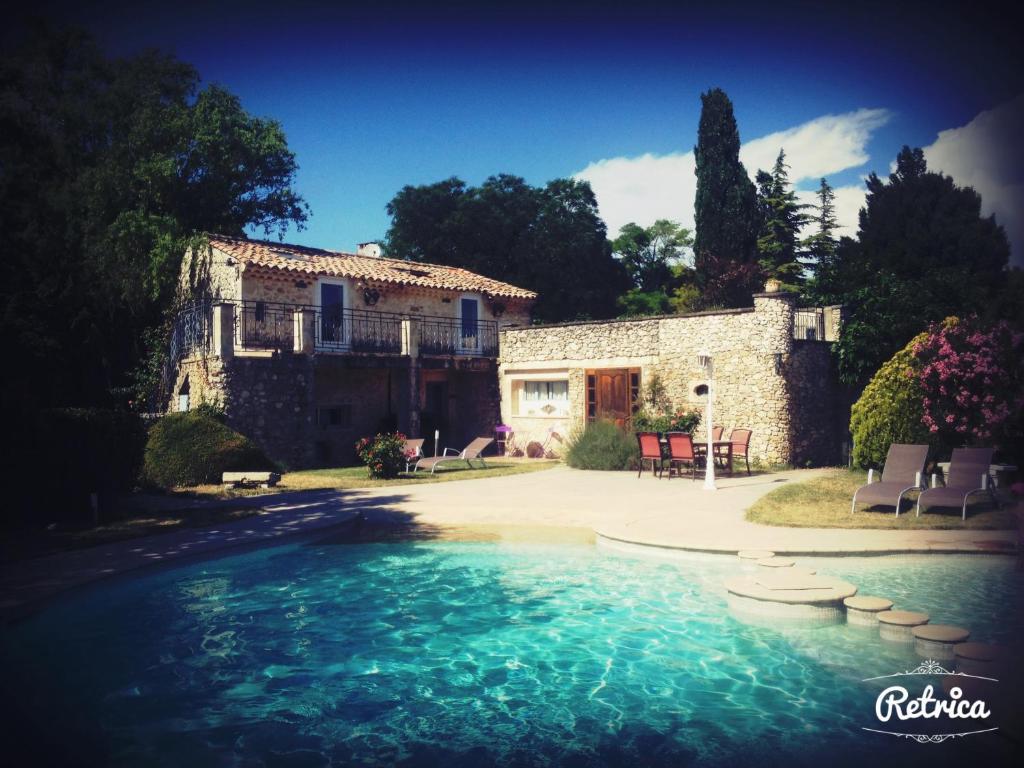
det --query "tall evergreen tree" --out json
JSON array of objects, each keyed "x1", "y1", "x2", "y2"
[
  {"x1": 692, "y1": 88, "x2": 760, "y2": 306},
  {"x1": 812, "y1": 146, "x2": 1011, "y2": 388},
  {"x1": 801, "y1": 177, "x2": 838, "y2": 282},
  {"x1": 755, "y1": 149, "x2": 810, "y2": 290}
]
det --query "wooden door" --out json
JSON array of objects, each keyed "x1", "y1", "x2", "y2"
[{"x1": 596, "y1": 370, "x2": 629, "y2": 428}]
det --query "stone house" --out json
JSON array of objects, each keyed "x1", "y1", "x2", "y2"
[
  {"x1": 498, "y1": 289, "x2": 846, "y2": 466},
  {"x1": 168, "y1": 235, "x2": 535, "y2": 468}
]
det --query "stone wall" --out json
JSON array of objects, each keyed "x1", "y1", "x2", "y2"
[
  {"x1": 499, "y1": 293, "x2": 843, "y2": 466},
  {"x1": 788, "y1": 341, "x2": 845, "y2": 466}
]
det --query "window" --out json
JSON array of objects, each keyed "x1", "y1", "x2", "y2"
[
  {"x1": 254, "y1": 301, "x2": 266, "y2": 322},
  {"x1": 460, "y1": 297, "x2": 480, "y2": 350},
  {"x1": 523, "y1": 381, "x2": 568, "y2": 401},
  {"x1": 178, "y1": 375, "x2": 190, "y2": 412},
  {"x1": 317, "y1": 404, "x2": 352, "y2": 428},
  {"x1": 319, "y1": 282, "x2": 346, "y2": 345},
  {"x1": 586, "y1": 374, "x2": 597, "y2": 419},
  {"x1": 629, "y1": 371, "x2": 641, "y2": 414}
]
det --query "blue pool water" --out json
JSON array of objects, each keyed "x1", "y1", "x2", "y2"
[{"x1": 2, "y1": 540, "x2": 1021, "y2": 767}]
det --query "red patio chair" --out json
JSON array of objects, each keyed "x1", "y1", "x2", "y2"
[
  {"x1": 636, "y1": 431, "x2": 663, "y2": 478},
  {"x1": 729, "y1": 428, "x2": 752, "y2": 476},
  {"x1": 665, "y1": 432, "x2": 701, "y2": 481}
]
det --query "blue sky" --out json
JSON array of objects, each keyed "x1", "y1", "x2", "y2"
[{"x1": 31, "y1": 1, "x2": 1024, "y2": 262}]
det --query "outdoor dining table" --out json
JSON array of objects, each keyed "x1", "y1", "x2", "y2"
[{"x1": 658, "y1": 437, "x2": 734, "y2": 475}]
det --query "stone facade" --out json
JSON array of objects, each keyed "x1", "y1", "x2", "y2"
[
  {"x1": 499, "y1": 292, "x2": 845, "y2": 466},
  {"x1": 169, "y1": 243, "x2": 522, "y2": 469}
]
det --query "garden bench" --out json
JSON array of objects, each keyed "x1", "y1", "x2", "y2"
[{"x1": 222, "y1": 471, "x2": 280, "y2": 488}]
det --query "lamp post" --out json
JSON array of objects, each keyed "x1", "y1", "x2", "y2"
[{"x1": 697, "y1": 352, "x2": 716, "y2": 491}]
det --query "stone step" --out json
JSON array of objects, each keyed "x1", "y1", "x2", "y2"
[
  {"x1": 954, "y1": 642, "x2": 1005, "y2": 676},
  {"x1": 843, "y1": 595, "x2": 894, "y2": 626},
  {"x1": 913, "y1": 624, "x2": 970, "y2": 660},
  {"x1": 756, "y1": 557, "x2": 796, "y2": 568},
  {"x1": 877, "y1": 610, "x2": 930, "y2": 642},
  {"x1": 738, "y1": 550, "x2": 775, "y2": 560}
]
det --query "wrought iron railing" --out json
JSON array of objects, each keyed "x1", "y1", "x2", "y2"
[
  {"x1": 315, "y1": 307, "x2": 404, "y2": 354},
  {"x1": 418, "y1": 315, "x2": 498, "y2": 356},
  {"x1": 794, "y1": 308, "x2": 825, "y2": 341},
  {"x1": 171, "y1": 301, "x2": 499, "y2": 357},
  {"x1": 235, "y1": 301, "x2": 295, "y2": 350},
  {"x1": 169, "y1": 301, "x2": 213, "y2": 360}
]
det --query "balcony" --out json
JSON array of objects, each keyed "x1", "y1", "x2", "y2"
[{"x1": 169, "y1": 300, "x2": 499, "y2": 362}]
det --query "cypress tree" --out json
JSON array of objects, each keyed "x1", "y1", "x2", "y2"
[{"x1": 693, "y1": 88, "x2": 760, "y2": 305}]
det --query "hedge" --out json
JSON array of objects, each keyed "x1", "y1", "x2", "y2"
[
  {"x1": 16, "y1": 408, "x2": 148, "y2": 525},
  {"x1": 850, "y1": 330, "x2": 932, "y2": 468},
  {"x1": 144, "y1": 410, "x2": 275, "y2": 488}
]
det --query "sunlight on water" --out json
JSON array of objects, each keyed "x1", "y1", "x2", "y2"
[{"x1": 3, "y1": 542, "x2": 1020, "y2": 766}]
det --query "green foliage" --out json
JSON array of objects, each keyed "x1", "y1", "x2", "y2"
[
  {"x1": 565, "y1": 420, "x2": 639, "y2": 471},
  {"x1": 0, "y1": 25, "x2": 308, "y2": 412},
  {"x1": 693, "y1": 88, "x2": 760, "y2": 306},
  {"x1": 755, "y1": 150, "x2": 810, "y2": 291},
  {"x1": 355, "y1": 432, "x2": 409, "y2": 479},
  {"x1": 801, "y1": 177, "x2": 838, "y2": 282},
  {"x1": 144, "y1": 411, "x2": 275, "y2": 488},
  {"x1": 633, "y1": 408, "x2": 701, "y2": 435},
  {"x1": 849, "y1": 331, "x2": 932, "y2": 468},
  {"x1": 809, "y1": 146, "x2": 1011, "y2": 389},
  {"x1": 385, "y1": 174, "x2": 628, "y2": 322},
  {"x1": 612, "y1": 220, "x2": 696, "y2": 317}
]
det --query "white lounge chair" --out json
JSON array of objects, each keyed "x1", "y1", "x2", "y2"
[{"x1": 414, "y1": 437, "x2": 493, "y2": 474}]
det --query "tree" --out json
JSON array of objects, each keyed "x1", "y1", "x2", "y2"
[
  {"x1": 811, "y1": 146, "x2": 1011, "y2": 389},
  {"x1": 611, "y1": 220, "x2": 694, "y2": 316},
  {"x1": 0, "y1": 24, "x2": 308, "y2": 411},
  {"x1": 755, "y1": 149, "x2": 810, "y2": 291},
  {"x1": 693, "y1": 88, "x2": 760, "y2": 306},
  {"x1": 385, "y1": 175, "x2": 627, "y2": 322},
  {"x1": 801, "y1": 177, "x2": 838, "y2": 282}
]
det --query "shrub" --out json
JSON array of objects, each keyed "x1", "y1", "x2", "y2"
[
  {"x1": 355, "y1": 432, "x2": 408, "y2": 479},
  {"x1": 633, "y1": 408, "x2": 701, "y2": 435},
  {"x1": 144, "y1": 411, "x2": 275, "y2": 488},
  {"x1": 565, "y1": 420, "x2": 639, "y2": 471},
  {"x1": 25, "y1": 408, "x2": 148, "y2": 523},
  {"x1": 913, "y1": 316, "x2": 1024, "y2": 456},
  {"x1": 850, "y1": 330, "x2": 932, "y2": 468}
]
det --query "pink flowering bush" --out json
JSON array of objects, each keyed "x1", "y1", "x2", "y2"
[
  {"x1": 355, "y1": 432, "x2": 408, "y2": 479},
  {"x1": 912, "y1": 317, "x2": 1024, "y2": 450}
]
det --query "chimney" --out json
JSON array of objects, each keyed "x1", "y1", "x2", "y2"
[{"x1": 357, "y1": 241, "x2": 382, "y2": 258}]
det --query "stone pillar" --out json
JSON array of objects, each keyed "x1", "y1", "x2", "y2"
[
  {"x1": 823, "y1": 304, "x2": 844, "y2": 342},
  {"x1": 294, "y1": 308, "x2": 315, "y2": 354},
  {"x1": 752, "y1": 290, "x2": 797, "y2": 464},
  {"x1": 212, "y1": 302, "x2": 235, "y2": 360},
  {"x1": 401, "y1": 317, "x2": 420, "y2": 358}
]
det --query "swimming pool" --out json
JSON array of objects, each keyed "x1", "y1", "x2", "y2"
[{"x1": 2, "y1": 540, "x2": 1020, "y2": 766}]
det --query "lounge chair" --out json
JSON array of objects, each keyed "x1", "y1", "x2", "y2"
[
  {"x1": 916, "y1": 447, "x2": 996, "y2": 520},
  {"x1": 414, "y1": 437, "x2": 493, "y2": 474},
  {"x1": 403, "y1": 438, "x2": 425, "y2": 473},
  {"x1": 636, "y1": 431, "x2": 664, "y2": 478},
  {"x1": 665, "y1": 432, "x2": 701, "y2": 480},
  {"x1": 851, "y1": 443, "x2": 928, "y2": 517}
]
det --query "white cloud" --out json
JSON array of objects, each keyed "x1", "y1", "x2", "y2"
[
  {"x1": 575, "y1": 108, "x2": 888, "y2": 240},
  {"x1": 922, "y1": 94, "x2": 1024, "y2": 266}
]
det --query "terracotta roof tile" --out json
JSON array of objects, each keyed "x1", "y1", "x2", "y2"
[{"x1": 208, "y1": 234, "x2": 537, "y2": 301}]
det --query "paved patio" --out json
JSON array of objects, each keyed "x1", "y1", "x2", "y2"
[{"x1": 1, "y1": 466, "x2": 1016, "y2": 621}]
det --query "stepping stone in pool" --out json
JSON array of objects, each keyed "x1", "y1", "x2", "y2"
[
  {"x1": 725, "y1": 574, "x2": 857, "y2": 625},
  {"x1": 913, "y1": 624, "x2": 970, "y2": 660},
  {"x1": 756, "y1": 557, "x2": 796, "y2": 568},
  {"x1": 953, "y1": 642, "x2": 1004, "y2": 677},
  {"x1": 877, "y1": 610, "x2": 930, "y2": 643},
  {"x1": 843, "y1": 596, "x2": 894, "y2": 626}
]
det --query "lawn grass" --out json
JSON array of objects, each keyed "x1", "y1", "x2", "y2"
[
  {"x1": 746, "y1": 468, "x2": 1017, "y2": 529},
  {"x1": 185, "y1": 459, "x2": 559, "y2": 497}
]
